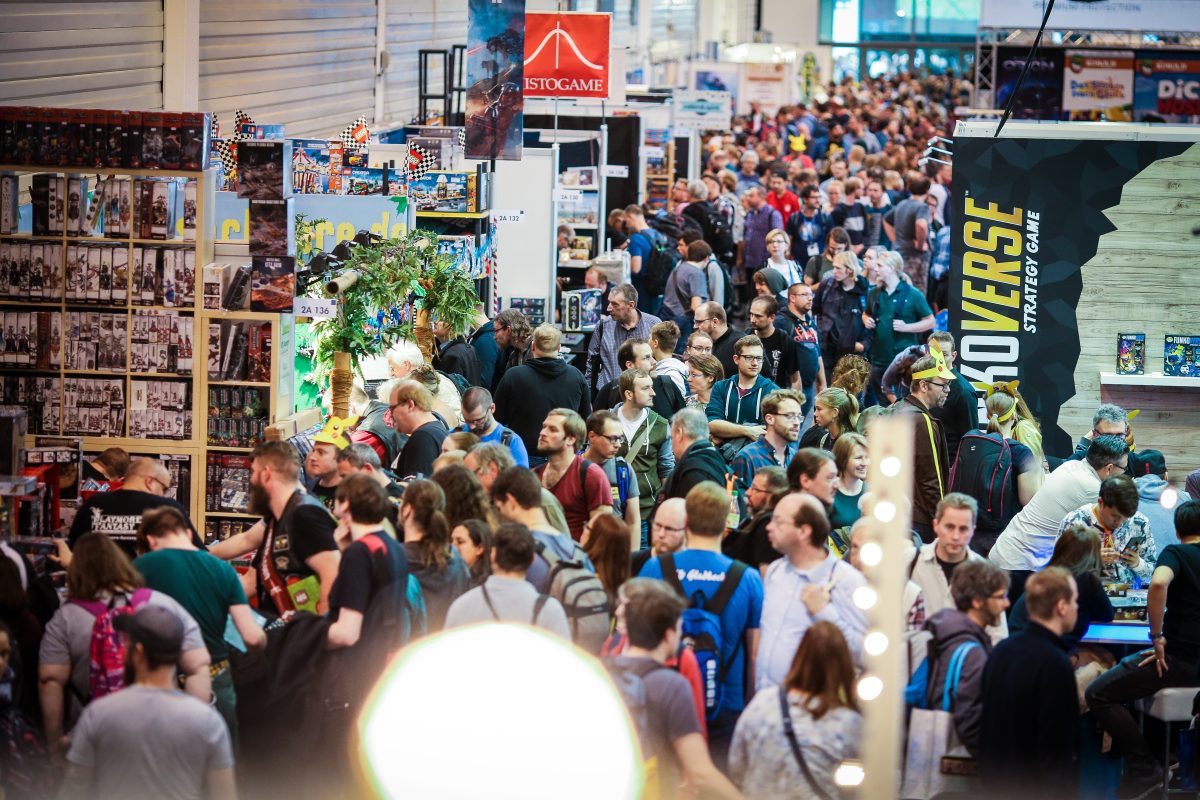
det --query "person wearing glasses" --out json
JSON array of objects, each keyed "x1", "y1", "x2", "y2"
[
  {"x1": 893, "y1": 353, "x2": 953, "y2": 543},
  {"x1": 581, "y1": 410, "x2": 640, "y2": 545},
  {"x1": 65, "y1": 458, "x2": 203, "y2": 561},
  {"x1": 705, "y1": 335, "x2": 781, "y2": 457},
  {"x1": 730, "y1": 391, "x2": 803, "y2": 521},
  {"x1": 1064, "y1": 403, "x2": 1133, "y2": 475}
]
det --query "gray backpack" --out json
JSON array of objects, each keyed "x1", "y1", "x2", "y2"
[{"x1": 536, "y1": 540, "x2": 611, "y2": 654}]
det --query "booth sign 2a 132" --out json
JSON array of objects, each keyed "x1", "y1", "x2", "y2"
[{"x1": 523, "y1": 12, "x2": 610, "y2": 98}]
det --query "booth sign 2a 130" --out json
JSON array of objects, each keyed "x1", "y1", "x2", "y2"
[{"x1": 523, "y1": 12, "x2": 610, "y2": 98}]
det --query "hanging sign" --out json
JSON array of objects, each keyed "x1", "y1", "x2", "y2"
[{"x1": 523, "y1": 12, "x2": 611, "y2": 98}]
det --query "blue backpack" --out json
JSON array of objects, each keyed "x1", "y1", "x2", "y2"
[
  {"x1": 905, "y1": 640, "x2": 979, "y2": 711},
  {"x1": 658, "y1": 553, "x2": 747, "y2": 721}
]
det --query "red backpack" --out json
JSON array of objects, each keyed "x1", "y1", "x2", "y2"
[{"x1": 69, "y1": 588, "x2": 154, "y2": 701}]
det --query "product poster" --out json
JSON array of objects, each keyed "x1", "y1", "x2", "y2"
[
  {"x1": 693, "y1": 62, "x2": 740, "y2": 109},
  {"x1": 465, "y1": 0, "x2": 526, "y2": 161},
  {"x1": 250, "y1": 255, "x2": 295, "y2": 313},
  {"x1": 994, "y1": 47, "x2": 1064, "y2": 120},
  {"x1": 740, "y1": 62, "x2": 787, "y2": 116},
  {"x1": 1133, "y1": 53, "x2": 1200, "y2": 123},
  {"x1": 1062, "y1": 50, "x2": 1134, "y2": 121},
  {"x1": 523, "y1": 12, "x2": 611, "y2": 98},
  {"x1": 950, "y1": 136, "x2": 1192, "y2": 459}
]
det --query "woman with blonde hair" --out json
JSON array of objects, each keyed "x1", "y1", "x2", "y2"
[
  {"x1": 730, "y1": 622, "x2": 862, "y2": 799},
  {"x1": 800, "y1": 388, "x2": 860, "y2": 451},
  {"x1": 762, "y1": 228, "x2": 803, "y2": 295},
  {"x1": 987, "y1": 381, "x2": 1045, "y2": 468},
  {"x1": 830, "y1": 432, "x2": 869, "y2": 531},
  {"x1": 813, "y1": 250, "x2": 869, "y2": 383}
]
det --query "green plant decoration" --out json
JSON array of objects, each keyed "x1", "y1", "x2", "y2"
[{"x1": 305, "y1": 228, "x2": 479, "y2": 387}]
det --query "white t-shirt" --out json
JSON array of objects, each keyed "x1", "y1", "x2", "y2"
[
  {"x1": 988, "y1": 459, "x2": 1102, "y2": 571},
  {"x1": 618, "y1": 405, "x2": 647, "y2": 446}
]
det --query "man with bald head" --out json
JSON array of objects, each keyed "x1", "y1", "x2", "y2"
[
  {"x1": 67, "y1": 457, "x2": 202, "y2": 559},
  {"x1": 632, "y1": 497, "x2": 688, "y2": 575},
  {"x1": 757, "y1": 492, "x2": 868, "y2": 689}
]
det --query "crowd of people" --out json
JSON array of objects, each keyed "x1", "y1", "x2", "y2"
[{"x1": 3, "y1": 74, "x2": 1200, "y2": 800}]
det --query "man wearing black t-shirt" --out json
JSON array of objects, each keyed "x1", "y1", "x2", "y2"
[
  {"x1": 693, "y1": 302, "x2": 744, "y2": 379},
  {"x1": 747, "y1": 295, "x2": 800, "y2": 391},
  {"x1": 389, "y1": 379, "x2": 449, "y2": 478},
  {"x1": 1087, "y1": 500, "x2": 1200, "y2": 799},
  {"x1": 208, "y1": 441, "x2": 340, "y2": 618},
  {"x1": 66, "y1": 458, "x2": 203, "y2": 560},
  {"x1": 305, "y1": 440, "x2": 343, "y2": 511}
]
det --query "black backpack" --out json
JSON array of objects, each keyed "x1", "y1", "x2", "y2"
[
  {"x1": 637, "y1": 231, "x2": 678, "y2": 299},
  {"x1": 700, "y1": 204, "x2": 735, "y2": 262},
  {"x1": 949, "y1": 431, "x2": 1019, "y2": 533}
]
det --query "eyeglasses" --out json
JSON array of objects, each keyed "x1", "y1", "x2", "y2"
[
  {"x1": 651, "y1": 521, "x2": 686, "y2": 534},
  {"x1": 693, "y1": 317, "x2": 711, "y2": 324},
  {"x1": 737, "y1": 354, "x2": 764, "y2": 363},
  {"x1": 600, "y1": 434, "x2": 623, "y2": 445},
  {"x1": 747, "y1": 484, "x2": 769, "y2": 495},
  {"x1": 988, "y1": 591, "x2": 1009, "y2": 601},
  {"x1": 1093, "y1": 427, "x2": 1129, "y2": 438},
  {"x1": 772, "y1": 412, "x2": 803, "y2": 422},
  {"x1": 928, "y1": 380, "x2": 951, "y2": 391}
]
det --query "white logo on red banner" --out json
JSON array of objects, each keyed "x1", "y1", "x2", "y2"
[{"x1": 523, "y1": 12, "x2": 611, "y2": 98}]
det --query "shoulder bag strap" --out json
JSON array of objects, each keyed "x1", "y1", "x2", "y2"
[
  {"x1": 778, "y1": 686, "x2": 835, "y2": 800},
  {"x1": 659, "y1": 553, "x2": 686, "y2": 597},
  {"x1": 941, "y1": 641, "x2": 980, "y2": 712},
  {"x1": 480, "y1": 584, "x2": 501, "y2": 622}
]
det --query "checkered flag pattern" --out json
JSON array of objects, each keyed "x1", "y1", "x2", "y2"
[
  {"x1": 211, "y1": 112, "x2": 220, "y2": 139},
  {"x1": 233, "y1": 110, "x2": 253, "y2": 141},
  {"x1": 457, "y1": 128, "x2": 466, "y2": 149},
  {"x1": 213, "y1": 140, "x2": 236, "y2": 179},
  {"x1": 406, "y1": 143, "x2": 436, "y2": 181},
  {"x1": 339, "y1": 116, "x2": 370, "y2": 150}
]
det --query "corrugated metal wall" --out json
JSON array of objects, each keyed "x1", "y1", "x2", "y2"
[
  {"x1": 383, "y1": 0, "x2": 467, "y2": 128},
  {"x1": 0, "y1": 0, "x2": 164, "y2": 109},
  {"x1": 199, "y1": 0, "x2": 379, "y2": 139}
]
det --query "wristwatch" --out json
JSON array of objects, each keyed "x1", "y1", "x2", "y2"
[{"x1": 1150, "y1": 632, "x2": 1165, "y2": 640}]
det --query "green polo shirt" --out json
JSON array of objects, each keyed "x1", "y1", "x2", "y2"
[
  {"x1": 134, "y1": 549, "x2": 247, "y2": 660},
  {"x1": 870, "y1": 281, "x2": 933, "y2": 367}
]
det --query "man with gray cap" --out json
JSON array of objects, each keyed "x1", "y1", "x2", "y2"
[{"x1": 60, "y1": 605, "x2": 236, "y2": 800}]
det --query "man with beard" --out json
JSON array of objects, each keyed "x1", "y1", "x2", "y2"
[
  {"x1": 458, "y1": 386, "x2": 528, "y2": 467},
  {"x1": 894, "y1": 348, "x2": 952, "y2": 543},
  {"x1": 632, "y1": 496, "x2": 688, "y2": 575},
  {"x1": 208, "y1": 441, "x2": 340, "y2": 619},
  {"x1": 747, "y1": 296, "x2": 801, "y2": 391},
  {"x1": 730, "y1": 390, "x2": 802, "y2": 514},
  {"x1": 534, "y1": 408, "x2": 612, "y2": 542},
  {"x1": 59, "y1": 606, "x2": 235, "y2": 800}
]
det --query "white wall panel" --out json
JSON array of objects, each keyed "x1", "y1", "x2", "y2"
[
  {"x1": 199, "y1": 0, "x2": 378, "y2": 139},
  {"x1": 0, "y1": 1, "x2": 164, "y2": 109},
  {"x1": 382, "y1": 0, "x2": 467, "y2": 129}
]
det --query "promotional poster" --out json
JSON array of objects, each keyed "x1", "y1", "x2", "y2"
[
  {"x1": 1062, "y1": 50, "x2": 1134, "y2": 121},
  {"x1": 523, "y1": 12, "x2": 611, "y2": 99},
  {"x1": 1133, "y1": 54, "x2": 1200, "y2": 124},
  {"x1": 465, "y1": 0, "x2": 526, "y2": 160},
  {"x1": 950, "y1": 135, "x2": 1192, "y2": 458},
  {"x1": 994, "y1": 47, "x2": 1063, "y2": 120}
]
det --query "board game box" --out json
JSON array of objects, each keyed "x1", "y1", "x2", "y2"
[{"x1": 1164, "y1": 335, "x2": 1200, "y2": 378}]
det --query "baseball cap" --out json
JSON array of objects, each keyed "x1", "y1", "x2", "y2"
[
  {"x1": 1129, "y1": 449, "x2": 1167, "y2": 478},
  {"x1": 113, "y1": 605, "x2": 184, "y2": 659}
]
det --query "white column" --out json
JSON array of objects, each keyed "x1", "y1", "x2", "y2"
[{"x1": 163, "y1": 0, "x2": 200, "y2": 111}]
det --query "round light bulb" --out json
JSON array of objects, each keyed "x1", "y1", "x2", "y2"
[
  {"x1": 860, "y1": 542, "x2": 883, "y2": 566},
  {"x1": 1162, "y1": 487, "x2": 1179, "y2": 510},
  {"x1": 853, "y1": 585, "x2": 878, "y2": 610},
  {"x1": 880, "y1": 456, "x2": 901, "y2": 477},
  {"x1": 857, "y1": 675, "x2": 883, "y2": 701},
  {"x1": 834, "y1": 761, "x2": 865, "y2": 787},
  {"x1": 874, "y1": 500, "x2": 897, "y2": 523},
  {"x1": 864, "y1": 631, "x2": 889, "y2": 656}
]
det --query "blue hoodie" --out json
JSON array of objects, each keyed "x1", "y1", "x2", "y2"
[
  {"x1": 1136, "y1": 474, "x2": 1177, "y2": 555},
  {"x1": 705, "y1": 374, "x2": 780, "y2": 427}
]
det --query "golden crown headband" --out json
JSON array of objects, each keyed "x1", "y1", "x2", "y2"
[
  {"x1": 313, "y1": 414, "x2": 360, "y2": 450},
  {"x1": 911, "y1": 338, "x2": 954, "y2": 382},
  {"x1": 986, "y1": 380, "x2": 1021, "y2": 423}
]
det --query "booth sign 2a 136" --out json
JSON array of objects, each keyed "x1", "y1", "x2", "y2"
[{"x1": 523, "y1": 12, "x2": 611, "y2": 98}]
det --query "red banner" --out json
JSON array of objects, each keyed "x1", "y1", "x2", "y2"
[{"x1": 523, "y1": 12, "x2": 610, "y2": 98}]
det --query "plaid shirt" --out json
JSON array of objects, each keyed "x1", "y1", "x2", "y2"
[
  {"x1": 731, "y1": 435, "x2": 798, "y2": 496},
  {"x1": 584, "y1": 310, "x2": 662, "y2": 389}
]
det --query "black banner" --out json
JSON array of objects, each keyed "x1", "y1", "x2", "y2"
[{"x1": 950, "y1": 136, "x2": 1190, "y2": 457}]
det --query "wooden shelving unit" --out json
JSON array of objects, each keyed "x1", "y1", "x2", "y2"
[{"x1": 0, "y1": 161, "x2": 292, "y2": 538}]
